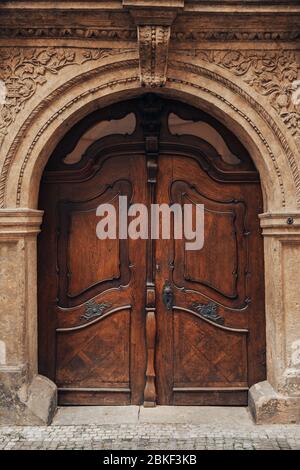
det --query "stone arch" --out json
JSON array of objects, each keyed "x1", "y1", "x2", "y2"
[
  {"x1": 0, "y1": 57, "x2": 299, "y2": 212},
  {"x1": 1, "y1": 56, "x2": 300, "y2": 424}
]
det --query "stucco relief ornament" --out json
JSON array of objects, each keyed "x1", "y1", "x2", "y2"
[
  {"x1": 0, "y1": 48, "x2": 74, "y2": 142},
  {"x1": 212, "y1": 51, "x2": 300, "y2": 146},
  {"x1": 0, "y1": 47, "x2": 128, "y2": 146},
  {"x1": 178, "y1": 49, "x2": 300, "y2": 148}
]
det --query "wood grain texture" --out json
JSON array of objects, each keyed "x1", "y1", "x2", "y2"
[
  {"x1": 67, "y1": 209, "x2": 120, "y2": 297},
  {"x1": 143, "y1": 310, "x2": 157, "y2": 407},
  {"x1": 155, "y1": 151, "x2": 265, "y2": 405},
  {"x1": 38, "y1": 149, "x2": 148, "y2": 405},
  {"x1": 38, "y1": 95, "x2": 265, "y2": 406}
]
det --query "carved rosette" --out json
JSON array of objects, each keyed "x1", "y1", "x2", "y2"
[{"x1": 138, "y1": 25, "x2": 171, "y2": 87}]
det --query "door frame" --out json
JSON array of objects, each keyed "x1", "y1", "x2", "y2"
[
  {"x1": 37, "y1": 94, "x2": 266, "y2": 408},
  {"x1": 2, "y1": 65, "x2": 299, "y2": 423}
]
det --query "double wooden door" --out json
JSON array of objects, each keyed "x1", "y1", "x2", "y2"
[{"x1": 38, "y1": 96, "x2": 266, "y2": 406}]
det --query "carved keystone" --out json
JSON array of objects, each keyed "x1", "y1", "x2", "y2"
[{"x1": 123, "y1": 1, "x2": 184, "y2": 87}]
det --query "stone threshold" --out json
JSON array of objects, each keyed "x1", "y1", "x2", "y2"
[{"x1": 52, "y1": 405, "x2": 255, "y2": 426}]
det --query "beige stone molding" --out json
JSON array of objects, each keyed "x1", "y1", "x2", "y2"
[
  {"x1": 0, "y1": 47, "x2": 135, "y2": 146},
  {"x1": 1, "y1": 1, "x2": 299, "y2": 45},
  {"x1": 123, "y1": 1, "x2": 183, "y2": 24},
  {"x1": 1, "y1": 1, "x2": 300, "y2": 13},
  {"x1": 0, "y1": 28, "x2": 138, "y2": 41},
  {"x1": 170, "y1": 31, "x2": 300, "y2": 43},
  {"x1": 0, "y1": 364, "x2": 27, "y2": 374},
  {"x1": 0, "y1": 209, "x2": 43, "y2": 236},
  {"x1": 173, "y1": 50, "x2": 300, "y2": 149},
  {"x1": 259, "y1": 212, "x2": 300, "y2": 236},
  {"x1": 184, "y1": 3, "x2": 300, "y2": 15},
  {"x1": 123, "y1": 1, "x2": 184, "y2": 9},
  {"x1": 1, "y1": 29, "x2": 299, "y2": 42}
]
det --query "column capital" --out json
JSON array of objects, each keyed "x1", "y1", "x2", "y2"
[
  {"x1": 259, "y1": 212, "x2": 300, "y2": 237},
  {"x1": 0, "y1": 209, "x2": 43, "y2": 237}
]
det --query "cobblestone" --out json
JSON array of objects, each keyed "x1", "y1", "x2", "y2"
[{"x1": 0, "y1": 423, "x2": 300, "y2": 450}]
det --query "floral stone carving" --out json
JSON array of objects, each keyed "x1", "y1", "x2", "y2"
[
  {"x1": 0, "y1": 47, "x2": 132, "y2": 145},
  {"x1": 192, "y1": 50, "x2": 300, "y2": 147}
]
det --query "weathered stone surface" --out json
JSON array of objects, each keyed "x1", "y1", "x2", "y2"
[
  {"x1": 0, "y1": 1, "x2": 299, "y2": 425},
  {"x1": 0, "y1": 369, "x2": 56, "y2": 425},
  {"x1": 249, "y1": 381, "x2": 300, "y2": 424},
  {"x1": 138, "y1": 25, "x2": 171, "y2": 86}
]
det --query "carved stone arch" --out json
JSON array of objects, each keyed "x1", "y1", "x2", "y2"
[
  {"x1": 171, "y1": 51, "x2": 300, "y2": 209},
  {"x1": 0, "y1": 52, "x2": 140, "y2": 208},
  {"x1": 1, "y1": 61, "x2": 297, "y2": 212},
  {"x1": 1, "y1": 56, "x2": 300, "y2": 425},
  {"x1": 167, "y1": 53, "x2": 300, "y2": 211}
]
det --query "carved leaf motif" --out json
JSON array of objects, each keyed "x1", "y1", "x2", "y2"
[
  {"x1": 80, "y1": 300, "x2": 111, "y2": 322},
  {"x1": 0, "y1": 47, "x2": 132, "y2": 145},
  {"x1": 191, "y1": 301, "x2": 224, "y2": 325},
  {"x1": 196, "y1": 50, "x2": 300, "y2": 145}
]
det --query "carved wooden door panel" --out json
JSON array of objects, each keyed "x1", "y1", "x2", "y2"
[
  {"x1": 38, "y1": 151, "x2": 148, "y2": 405},
  {"x1": 155, "y1": 154, "x2": 265, "y2": 405},
  {"x1": 38, "y1": 95, "x2": 266, "y2": 406}
]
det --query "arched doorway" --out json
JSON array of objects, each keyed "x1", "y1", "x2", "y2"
[{"x1": 37, "y1": 94, "x2": 266, "y2": 407}]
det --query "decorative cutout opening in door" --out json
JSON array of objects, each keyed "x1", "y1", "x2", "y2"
[{"x1": 168, "y1": 112, "x2": 241, "y2": 165}]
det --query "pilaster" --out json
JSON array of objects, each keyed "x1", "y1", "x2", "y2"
[
  {"x1": 249, "y1": 212, "x2": 300, "y2": 423},
  {"x1": 0, "y1": 209, "x2": 57, "y2": 425}
]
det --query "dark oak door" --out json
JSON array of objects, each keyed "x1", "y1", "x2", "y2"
[
  {"x1": 155, "y1": 155, "x2": 265, "y2": 405},
  {"x1": 38, "y1": 95, "x2": 265, "y2": 406},
  {"x1": 38, "y1": 153, "x2": 148, "y2": 405}
]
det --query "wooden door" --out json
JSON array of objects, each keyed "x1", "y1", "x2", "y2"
[
  {"x1": 38, "y1": 95, "x2": 266, "y2": 406},
  {"x1": 38, "y1": 152, "x2": 147, "y2": 405},
  {"x1": 155, "y1": 154, "x2": 265, "y2": 405}
]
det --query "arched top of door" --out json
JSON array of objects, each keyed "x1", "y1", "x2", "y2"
[{"x1": 43, "y1": 94, "x2": 258, "y2": 183}]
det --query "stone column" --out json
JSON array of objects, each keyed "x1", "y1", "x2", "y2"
[
  {"x1": 249, "y1": 212, "x2": 300, "y2": 424},
  {"x1": 0, "y1": 209, "x2": 56, "y2": 425}
]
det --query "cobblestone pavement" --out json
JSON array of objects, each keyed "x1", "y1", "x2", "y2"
[{"x1": 1, "y1": 423, "x2": 300, "y2": 450}]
